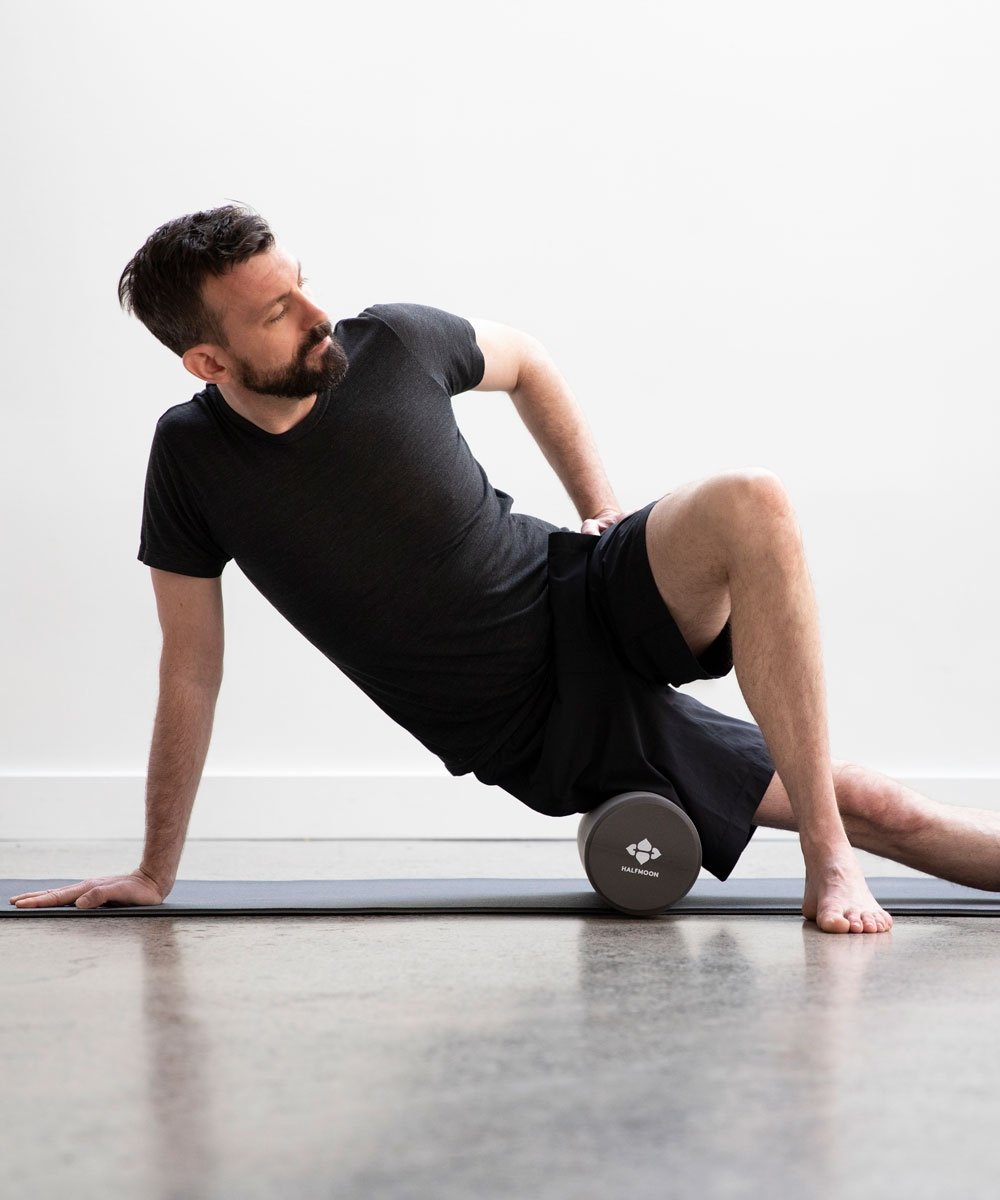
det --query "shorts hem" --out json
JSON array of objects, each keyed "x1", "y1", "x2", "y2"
[{"x1": 703, "y1": 758, "x2": 778, "y2": 881}]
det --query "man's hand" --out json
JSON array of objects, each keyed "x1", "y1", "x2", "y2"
[
  {"x1": 581, "y1": 508, "x2": 633, "y2": 536},
  {"x1": 8, "y1": 867, "x2": 167, "y2": 910}
]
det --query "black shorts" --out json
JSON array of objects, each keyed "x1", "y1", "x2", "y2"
[{"x1": 474, "y1": 499, "x2": 777, "y2": 881}]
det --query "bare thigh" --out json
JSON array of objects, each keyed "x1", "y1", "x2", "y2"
[{"x1": 643, "y1": 475, "x2": 739, "y2": 659}]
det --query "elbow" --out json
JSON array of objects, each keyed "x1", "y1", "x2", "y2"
[
  {"x1": 159, "y1": 643, "x2": 224, "y2": 695},
  {"x1": 512, "y1": 335, "x2": 555, "y2": 396}
]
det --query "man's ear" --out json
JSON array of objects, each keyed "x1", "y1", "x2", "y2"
[{"x1": 182, "y1": 343, "x2": 230, "y2": 385}]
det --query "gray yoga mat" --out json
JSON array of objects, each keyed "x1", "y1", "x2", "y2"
[{"x1": 4, "y1": 876, "x2": 999, "y2": 916}]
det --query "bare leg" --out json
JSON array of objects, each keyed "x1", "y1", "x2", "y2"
[
  {"x1": 757, "y1": 763, "x2": 1000, "y2": 892},
  {"x1": 645, "y1": 471, "x2": 891, "y2": 934}
]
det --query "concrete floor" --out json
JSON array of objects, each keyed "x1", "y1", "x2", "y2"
[{"x1": 2, "y1": 835, "x2": 998, "y2": 1200}]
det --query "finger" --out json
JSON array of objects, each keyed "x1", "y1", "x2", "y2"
[
  {"x1": 10, "y1": 885, "x2": 90, "y2": 899},
  {"x1": 12, "y1": 886, "x2": 84, "y2": 909},
  {"x1": 11, "y1": 893, "x2": 54, "y2": 908}
]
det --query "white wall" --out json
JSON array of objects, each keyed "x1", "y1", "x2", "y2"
[{"x1": 1, "y1": 1, "x2": 998, "y2": 834}]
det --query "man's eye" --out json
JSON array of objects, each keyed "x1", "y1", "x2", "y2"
[{"x1": 268, "y1": 309, "x2": 286, "y2": 324}]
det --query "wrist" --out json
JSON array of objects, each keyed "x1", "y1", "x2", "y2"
[
  {"x1": 138, "y1": 863, "x2": 173, "y2": 892},
  {"x1": 576, "y1": 492, "x2": 614, "y2": 516}
]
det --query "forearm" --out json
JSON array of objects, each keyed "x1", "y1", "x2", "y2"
[
  {"x1": 510, "y1": 351, "x2": 620, "y2": 521},
  {"x1": 139, "y1": 672, "x2": 220, "y2": 892}
]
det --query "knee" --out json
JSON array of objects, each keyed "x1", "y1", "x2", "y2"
[
  {"x1": 705, "y1": 468, "x2": 795, "y2": 539},
  {"x1": 834, "y1": 761, "x2": 929, "y2": 840},
  {"x1": 727, "y1": 467, "x2": 790, "y2": 511}
]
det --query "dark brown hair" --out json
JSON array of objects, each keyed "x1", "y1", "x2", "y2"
[{"x1": 118, "y1": 203, "x2": 275, "y2": 356}]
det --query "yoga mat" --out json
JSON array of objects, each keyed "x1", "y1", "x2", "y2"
[{"x1": 3, "y1": 876, "x2": 998, "y2": 917}]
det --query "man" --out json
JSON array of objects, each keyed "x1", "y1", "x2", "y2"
[{"x1": 9, "y1": 205, "x2": 996, "y2": 930}]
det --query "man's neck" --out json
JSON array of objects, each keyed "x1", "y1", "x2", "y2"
[{"x1": 215, "y1": 383, "x2": 317, "y2": 435}]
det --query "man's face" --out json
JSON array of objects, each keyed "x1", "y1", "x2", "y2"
[{"x1": 200, "y1": 245, "x2": 349, "y2": 399}]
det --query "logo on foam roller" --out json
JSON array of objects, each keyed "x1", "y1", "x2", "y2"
[{"x1": 622, "y1": 837, "x2": 661, "y2": 878}]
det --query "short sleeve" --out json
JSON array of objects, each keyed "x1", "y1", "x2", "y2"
[
  {"x1": 363, "y1": 303, "x2": 485, "y2": 396},
  {"x1": 138, "y1": 427, "x2": 229, "y2": 578}
]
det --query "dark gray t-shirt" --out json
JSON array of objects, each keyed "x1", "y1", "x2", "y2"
[{"x1": 138, "y1": 303, "x2": 562, "y2": 775}]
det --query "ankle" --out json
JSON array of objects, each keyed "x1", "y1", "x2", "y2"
[{"x1": 800, "y1": 831, "x2": 856, "y2": 868}]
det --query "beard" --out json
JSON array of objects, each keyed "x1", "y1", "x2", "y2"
[{"x1": 231, "y1": 321, "x2": 350, "y2": 399}]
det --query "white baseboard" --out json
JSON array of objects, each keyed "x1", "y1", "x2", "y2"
[
  {"x1": 1, "y1": 773, "x2": 998, "y2": 841},
  {"x1": 0, "y1": 773, "x2": 569, "y2": 840}
]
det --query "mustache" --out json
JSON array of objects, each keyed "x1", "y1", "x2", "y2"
[{"x1": 303, "y1": 321, "x2": 335, "y2": 354}]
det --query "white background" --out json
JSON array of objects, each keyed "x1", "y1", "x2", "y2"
[{"x1": 1, "y1": 1, "x2": 997, "y2": 833}]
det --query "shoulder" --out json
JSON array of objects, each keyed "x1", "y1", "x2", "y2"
[
  {"x1": 344, "y1": 303, "x2": 481, "y2": 392},
  {"x1": 329, "y1": 303, "x2": 425, "y2": 363},
  {"x1": 150, "y1": 390, "x2": 220, "y2": 456},
  {"x1": 351, "y1": 302, "x2": 474, "y2": 346},
  {"x1": 154, "y1": 390, "x2": 214, "y2": 431},
  {"x1": 360, "y1": 301, "x2": 449, "y2": 327}
]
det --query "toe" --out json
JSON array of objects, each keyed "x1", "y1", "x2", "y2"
[
  {"x1": 818, "y1": 909, "x2": 850, "y2": 934},
  {"x1": 841, "y1": 908, "x2": 863, "y2": 933}
]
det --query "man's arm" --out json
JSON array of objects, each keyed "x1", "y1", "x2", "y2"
[
  {"x1": 470, "y1": 319, "x2": 624, "y2": 532},
  {"x1": 139, "y1": 568, "x2": 225, "y2": 893},
  {"x1": 9, "y1": 568, "x2": 223, "y2": 909}
]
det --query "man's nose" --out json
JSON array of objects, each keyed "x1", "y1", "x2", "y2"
[{"x1": 301, "y1": 294, "x2": 330, "y2": 329}]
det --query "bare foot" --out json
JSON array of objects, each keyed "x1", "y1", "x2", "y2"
[{"x1": 802, "y1": 856, "x2": 893, "y2": 934}]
